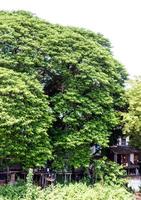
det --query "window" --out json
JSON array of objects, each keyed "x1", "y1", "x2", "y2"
[
  {"x1": 121, "y1": 154, "x2": 128, "y2": 165},
  {"x1": 121, "y1": 138, "x2": 126, "y2": 146}
]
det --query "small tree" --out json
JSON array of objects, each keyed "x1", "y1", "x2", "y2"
[
  {"x1": 94, "y1": 157, "x2": 126, "y2": 186},
  {"x1": 123, "y1": 78, "x2": 141, "y2": 147}
]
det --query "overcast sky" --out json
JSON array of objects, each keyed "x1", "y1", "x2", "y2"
[{"x1": 0, "y1": 0, "x2": 141, "y2": 77}]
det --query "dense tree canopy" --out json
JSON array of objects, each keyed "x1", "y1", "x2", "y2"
[
  {"x1": 123, "y1": 78, "x2": 141, "y2": 147},
  {"x1": 0, "y1": 11, "x2": 127, "y2": 168},
  {"x1": 0, "y1": 67, "x2": 53, "y2": 167}
]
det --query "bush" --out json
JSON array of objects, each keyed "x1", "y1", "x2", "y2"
[
  {"x1": 0, "y1": 182, "x2": 134, "y2": 200},
  {"x1": 0, "y1": 182, "x2": 26, "y2": 200},
  {"x1": 94, "y1": 157, "x2": 126, "y2": 186}
]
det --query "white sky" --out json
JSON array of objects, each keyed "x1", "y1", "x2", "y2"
[{"x1": 0, "y1": 0, "x2": 141, "y2": 77}]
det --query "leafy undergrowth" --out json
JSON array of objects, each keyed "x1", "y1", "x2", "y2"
[{"x1": 0, "y1": 182, "x2": 134, "y2": 200}]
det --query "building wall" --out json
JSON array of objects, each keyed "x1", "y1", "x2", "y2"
[
  {"x1": 128, "y1": 177, "x2": 141, "y2": 192},
  {"x1": 130, "y1": 153, "x2": 134, "y2": 164}
]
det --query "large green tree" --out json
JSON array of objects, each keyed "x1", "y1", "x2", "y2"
[
  {"x1": 123, "y1": 78, "x2": 141, "y2": 147},
  {"x1": 0, "y1": 11, "x2": 127, "y2": 168},
  {"x1": 0, "y1": 67, "x2": 53, "y2": 168}
]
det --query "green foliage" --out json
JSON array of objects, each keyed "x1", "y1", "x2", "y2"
[
  {"x1": 123, "y1": 78, "x2": 141, "y2": 147},
  {"x1": 94, "y1": 157, "x2": 126, "y2": 186},
  {"x1": 0, "y1": 182, "x2": 26, "y2": 200},
  {"x1": 0, "y1": 11, "x2": 127, "y2": 168},
  {"x1": 25, "y1": 168, "x2": 34, "y2": 200},
  {"x1": 0, "y1": 68, "x2": 53, "y2": 168},
  {"x1": 0, "y1": 182, "x2": 134, "y2": 200},
  {"x1": 26, "y1": 169, "x2": 33, "y2": 186}
]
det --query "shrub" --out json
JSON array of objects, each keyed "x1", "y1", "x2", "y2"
[
  {"x1": 0, "y1": 182, "x2": 134, "y2": 200},
  {"x1": 93, "y1": 157, "x2": 126, "y2": 186}
]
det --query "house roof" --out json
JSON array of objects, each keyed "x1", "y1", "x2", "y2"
[{"x1": 110, "y1": 146, "x2": 141, "y2": 154}]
